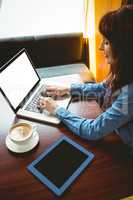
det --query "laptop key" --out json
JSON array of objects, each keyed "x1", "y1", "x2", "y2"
[{"x1": 25, "y1": 86, "x2": 48, "y2": 114}]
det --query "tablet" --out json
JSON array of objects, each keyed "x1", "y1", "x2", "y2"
[{"x1": 27, "y1": 136, "x2": 94, "y2": 196}]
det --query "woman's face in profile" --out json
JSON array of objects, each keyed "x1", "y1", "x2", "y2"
[{"x1": 99, "y1": 37, "x2": 114, "y2": 65}]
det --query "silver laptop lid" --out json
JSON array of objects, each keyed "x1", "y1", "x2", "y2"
[{"x1": 0, "y1": 49, "x2": 40, "y2": 112}]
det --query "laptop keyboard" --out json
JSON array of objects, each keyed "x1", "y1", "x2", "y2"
[
  {"x1": 25, "y1": 86, "x2": 49, "y2": 114},
  {"x1": 25, "y1": 85, "x2": 70, "y2": 114}
]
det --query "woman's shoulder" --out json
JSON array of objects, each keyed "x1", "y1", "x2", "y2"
[
  {"x1": 114, "y1": 83, "x2": 133, "y2": 100},
  {"x1": 121, "y1": 83, "x2": 133, "y2": 95},
  {"x1": 110, "y1": 83, "x2": 133, "y2": 102}
]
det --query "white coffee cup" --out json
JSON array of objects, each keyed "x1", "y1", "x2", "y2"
[{"x1": 8, "y1": 122, "x2": 36, "y2": 144}]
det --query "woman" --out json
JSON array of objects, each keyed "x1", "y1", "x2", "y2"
[{"x1": 38, "y1": 5, "x2": 133, "y2": 153}]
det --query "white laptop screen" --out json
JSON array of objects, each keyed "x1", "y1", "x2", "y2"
[{"x1": 0, "y1": 51, "x2": 39, "y2": 110}]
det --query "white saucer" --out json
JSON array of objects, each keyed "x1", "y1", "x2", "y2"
[{"x1": 5, "y1": 131, "x2": 39, "y2": 153}]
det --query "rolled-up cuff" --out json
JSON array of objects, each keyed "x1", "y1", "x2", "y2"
[{"x1": 55, "y1": 107, "x2": 70, "y2": 119}]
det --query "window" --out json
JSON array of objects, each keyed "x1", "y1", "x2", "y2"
[{"x1": 0, "y1": 0, "x2": 84, "y2": 38}]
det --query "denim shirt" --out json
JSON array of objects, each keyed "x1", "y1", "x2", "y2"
[{"x1": 55, "y1": 82, "x2": 133, "y2": 153}]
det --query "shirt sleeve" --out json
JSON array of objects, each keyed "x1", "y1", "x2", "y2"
[
  {"x1": 55, "y1": 90, "x2": 133, "y2": 140},
  {"x1": 70, "y1": 81, "x2": 108, "y2": 99}
]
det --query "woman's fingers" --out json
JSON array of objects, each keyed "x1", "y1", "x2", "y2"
[
  {"x1": 41, "y1": 85, "x2": 70, "y2": 98},
  {"x1": 38, "y1": 99, "x2": 46, "y2": 108},
  {"x1": 38, "y1": 96, "x2": 58, "y2": 113}
]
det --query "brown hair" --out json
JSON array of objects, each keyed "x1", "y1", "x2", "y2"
[{"x1": 99, "y1": 4, "x2": 133, "y2": 92}]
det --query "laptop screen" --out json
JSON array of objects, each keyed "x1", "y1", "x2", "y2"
[{"x1": 0, "y1": 50, "x2": 39, "y2": 110}]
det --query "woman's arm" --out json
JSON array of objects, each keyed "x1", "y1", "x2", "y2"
[
  {"x1": 56, "y1": 89, "x2": 133, "y2": 140},
  {"x1": 44, "y1": 82, "x2": 108, "y2": 100},
  {"x1": 70, "y1": 82, "x2": 108, "y2": 99}
]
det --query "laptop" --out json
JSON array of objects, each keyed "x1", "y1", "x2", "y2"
[{"x1": 0, "y1": 49, "x2": 82, "y2": 124}]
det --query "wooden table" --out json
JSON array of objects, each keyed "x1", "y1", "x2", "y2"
[{"x1": 0, "y1": 86, "x2": 133, "y2": 200}]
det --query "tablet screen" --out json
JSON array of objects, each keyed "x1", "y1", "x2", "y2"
[
  {"x1": 27, "y1": 136, "x2": 94, "y2": 196},
  {"x1": 35, "y1": 140, "x2": 88, "y2": 188}
]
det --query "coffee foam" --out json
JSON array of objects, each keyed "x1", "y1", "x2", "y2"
[{"x1": 10, "y1": 125, "x2": 31, "y2": 141}]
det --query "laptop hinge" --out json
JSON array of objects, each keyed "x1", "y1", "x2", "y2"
[{"x1": 15, "y1": 80, "x2": 40, "y2": 112}]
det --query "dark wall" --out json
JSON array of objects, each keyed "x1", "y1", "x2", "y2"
[
  {"x1": 121, "y1": 0, "x2": 133, "y2": 5},
  {"x1": 127, "y1": 0, "x2": 133, "y2": 4},
  {"x1": 0, "y1": 33, "x2": 88, "y2": 69}
]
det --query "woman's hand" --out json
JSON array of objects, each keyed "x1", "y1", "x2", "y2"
[
  {"x1": 38, "y1": 97, "x2": 58, "y2": 113},
  {"x1": 42, "y1": 85, "x2": 70, "y2": 97}
]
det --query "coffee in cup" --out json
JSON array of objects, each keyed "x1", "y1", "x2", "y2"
[{"x1": 9, "y1": 122, "x2": 35, "y2": 143}]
